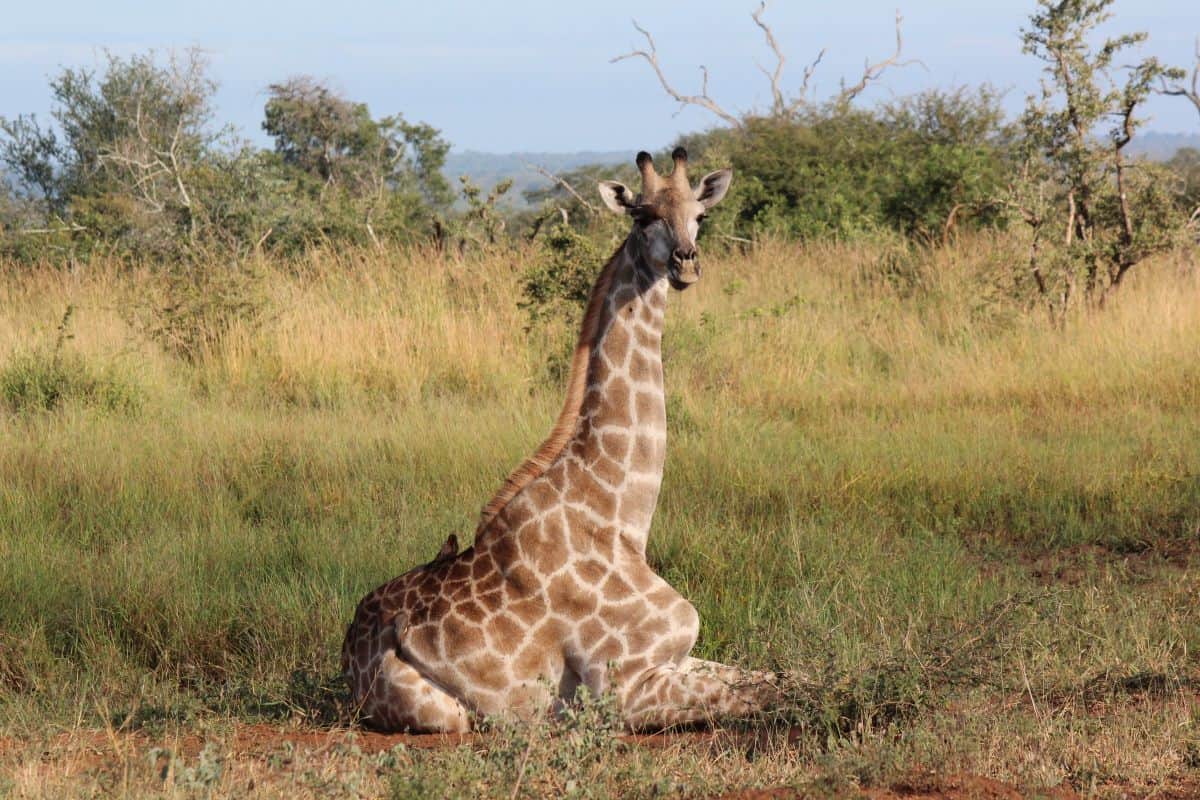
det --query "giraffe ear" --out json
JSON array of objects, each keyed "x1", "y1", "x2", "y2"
[
  {"x1": 694, "y1": 168, "x2": 733, "y2": 209},
  {"x1": 598, "y1": 181, "x2": 637, "y2": 215}
]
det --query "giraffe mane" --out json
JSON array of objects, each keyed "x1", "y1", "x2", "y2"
[{"x1": 475, "y1": 243, "x2": 626, "y2": 535}]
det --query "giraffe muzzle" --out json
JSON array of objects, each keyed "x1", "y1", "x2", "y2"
[{"x1": 668, "y1": 253, "x2": 700, "y2": 290}]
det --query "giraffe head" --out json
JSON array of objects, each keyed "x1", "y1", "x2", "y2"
[{"x1": 597, "y1": 148, "x2": 732, "y2": 290}]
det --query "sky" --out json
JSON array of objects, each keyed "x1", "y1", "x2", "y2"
[{"x1": 1, "y1": 0, "x2": 1197, "y2": 154}]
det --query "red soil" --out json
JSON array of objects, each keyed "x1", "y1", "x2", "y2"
[{"x1": 8, "y1": 725, "x2": 1193, "y2": 798}]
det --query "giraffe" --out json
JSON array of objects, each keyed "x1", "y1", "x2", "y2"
[{"x1": 342, "y1": 148, "x2": 781, "y2": 732}]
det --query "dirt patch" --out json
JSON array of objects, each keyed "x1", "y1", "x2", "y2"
[
  {"x1": 5, "y1": 725, "x2": 1193, "y2": 798},
  {"x1": 864, "y1": 773, "x2": 1080, "y2": 800},
  {"x1": 1026, "y1": 542, "x2": 1195, "y2": 586},
  {"x1": 972, "y1": 539, "x2": 1197, "y2": 587},
  {"x1": 715, "y1": 773, "x2": 1082, "y2": 800},
  {"x1": 0, "y1": 723, "x2": 739, "y2": 766}
]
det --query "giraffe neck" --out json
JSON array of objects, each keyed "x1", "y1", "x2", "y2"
[
  {"x1": 564, "y1": 242, "x2": 668, "y2": 554},
  {"x1": 477, "y1": 238, "x2": 669, "y2": 557}
]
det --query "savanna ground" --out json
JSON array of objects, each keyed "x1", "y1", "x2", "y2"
[{"x1": 0, "y1": 236, "x2": 1197, "y2": 798}]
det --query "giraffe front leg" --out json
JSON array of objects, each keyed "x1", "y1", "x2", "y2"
[
  {"x1": 357, "y1": 650, "x2": 474, "y2": 733},
  {"x1": 618, "y1": 657, "x2": 782, "y2": 731}
]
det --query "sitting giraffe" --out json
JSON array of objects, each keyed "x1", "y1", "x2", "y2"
[{"x1": 342, "y1": 148, "x2": 780, "y2": 732}]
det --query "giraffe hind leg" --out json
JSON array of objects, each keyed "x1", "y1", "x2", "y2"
[
  {"x1": 619, "y1": 657, "x2": 781, "y2": 731},
  {"x1": 358, "y1": 650, "x2": 472, "y2": 733}
]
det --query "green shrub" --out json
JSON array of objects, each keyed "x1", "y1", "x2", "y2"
[
  {"x1": 519, "y1": 223, "x2": 606, "y2": 384},
  {"x1": 519, "y1": 224, "x2": 602, "y2": 326},
  {"x1": 129, "y1": 260, "x2": 268, "y2": 363},
  {"x1": 0, "y1": 349, "x2": 142, "y2": 414},
  {"x1": 388, "y1": 690, "x2": 642, "y2": 800}
]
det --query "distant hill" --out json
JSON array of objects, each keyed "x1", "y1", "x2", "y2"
[
  {"x1": 443, "y1": 133, "x2": 1200, "y2": 211},
  {"x1": 443, "y1": 150, "x2": 627, "y2": 208},
  {"x1": 1127, "y1": 131, "x2": 1200, "y2": 161}
]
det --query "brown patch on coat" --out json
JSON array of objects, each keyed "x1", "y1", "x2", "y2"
[
  {"x1": 602, "y1": 573, "x2": 635, "y2": 601},
  {"x1": 600, "y1": 431, "x2": 630, "y2": 461},
  {"x1": 487, "y1": 614, "x2": 525, "y2": 655},
  {"x1": 533, "y1": 534, "x2": 569, "y2": 575},
  {"x1": 547, "y1": 572, "x2": 598, "y2": 618},
  {"x1": 576, "y1": 558, "x2": 608, "y2": 585}
]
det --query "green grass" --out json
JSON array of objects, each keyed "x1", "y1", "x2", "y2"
[{"x1": 0, "y1": 236, "x2": 1197, "y2": 796}]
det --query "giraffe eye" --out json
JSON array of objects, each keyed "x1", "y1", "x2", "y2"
[{"x1": 697, "y1": 214, "x2": 707, "y2": 224}]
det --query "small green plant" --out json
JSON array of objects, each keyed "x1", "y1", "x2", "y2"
[
  {"x1": 0, "y1": 305, "x2": 143, "y2": 414},
  {"x1": 178, "y1": 742, "x2": 225, "y2": 794},
  {"x1": 389, "y1": 690, "x2": 641, "y2": 800},
  {"x1": 146, "y1": 742, "x2": 226, "y2": 796}
]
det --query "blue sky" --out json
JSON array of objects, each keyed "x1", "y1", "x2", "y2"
[{"x1": 1, "y1": 1, "x2": 1196, "y2": 153}]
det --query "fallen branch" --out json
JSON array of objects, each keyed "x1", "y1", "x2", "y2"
[{"x1": 14, "y1": 223, "x2": 89, "y2": 236}]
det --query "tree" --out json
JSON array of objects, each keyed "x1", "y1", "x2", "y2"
[
  {"x1": 1012, "y1": 0, "x2": 1185, "y2": 307},
  {"x1": 600, "y1": 3, "x2": 1015, "y2": 245},
  {"x1": 0, "y1": 115, "x2": 63, "y2": 220},
  {"x1": 261, "y1": 77, "x2": 452, "y2": 247},
  {"x1": 55, "y1": 49, "x2": 220, "y2": 247},
  {"x1": 263, "y1": 77, "x2": 450, "y2": 206},
  {"x1": 0, "y1": 56, "x2": 458, "y2": 262},
  {"x1": 878, "y1": 87, "x2": 1016, "y2": 242},
  {"x1": 0, "y1": 48, "x2": 223, "y2": 256}
]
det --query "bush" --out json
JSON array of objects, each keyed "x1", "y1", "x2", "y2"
[
  {"x1": 519, "y1": 223, "x2": 603, "y2": 327},
  {"x1": 128, "y1": 259, "x2": 268, "y2": 363},
  {"x1": 0, "y1": 350, "x2": 142, "y2": 414},
  {"x1": 532, "y1": 88, "x2": 1014, "y2": 247},
  {"x1": 518, "y1": 224, "x2": 606, "y2": 384},
  {"x1": 0, "y1": 54, "x2": 453, "y2": 264},
  {"x1": 1164, "y1": 147, "x2": 1200, "y2": 219}
]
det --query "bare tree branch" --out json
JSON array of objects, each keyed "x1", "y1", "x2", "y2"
[
  {"x1": 611, "y1": 21, "x2": 743, "y2": 128},
  {"x1": 787, "y1": 49, "x2": 828, "y2": 114},
  {"x1": 523, "y1": 161, "x2": 599, "y2": 215},
  {"x1": 749, "y1": 1, "x2": 828, "y2": 116},
  {"x1": 1065, "y1": 190, "x2": 1077, "y2": 247},
  {"x1": 1160, "y1": 37, "x2": 1200, "y2": 120},
  {"x1": 1028, "y1": 234, "x2": 1048, "y2": 297},
  {"x1": 1112, "y1": 107, "x2": 1136, "y2": 255},
  {"x1": 615, "y1": 6, "x2": 915, "y2": 124},
  {"x1": 837, "y1": 10, "x2": 923, "y2": 105},
  {"x1": 751, "y1": 1, "x2": 786, "y2": 116},
  {"x1": 941, "y1": 203, "x2": 963, "y2": 247},
  {"x1": 91, "y1": 59, "x2": 206, "y2": 242},
  {"x1": 525, "y1": 207, "x2": 572, "y2": 242},
  {"x1": 166, "y1": 116, "x2": 197, "y2": 242}
]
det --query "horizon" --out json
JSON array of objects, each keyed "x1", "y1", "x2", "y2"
[{"x1": 2, "y1": 0, "x2": 1198, "y2": 155}]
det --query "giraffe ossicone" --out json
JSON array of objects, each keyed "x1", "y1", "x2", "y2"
[{"x1": 342, "y1": 149, "x2": 780, "y2": 732}]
